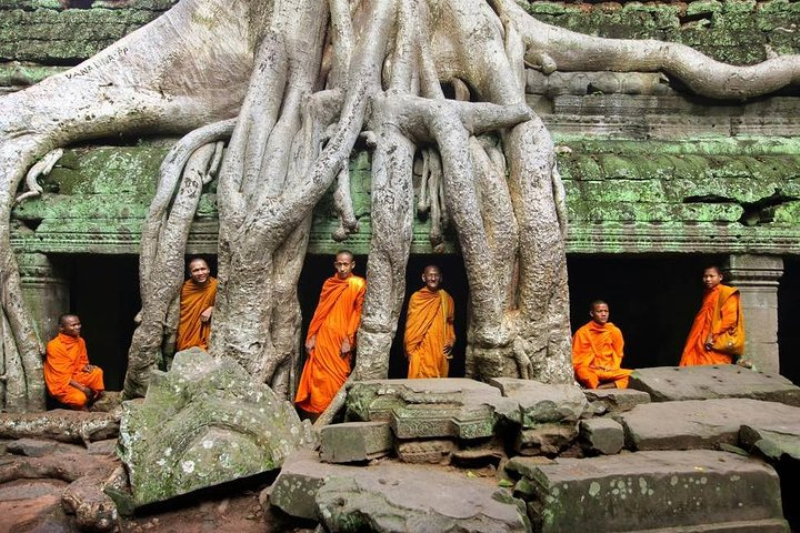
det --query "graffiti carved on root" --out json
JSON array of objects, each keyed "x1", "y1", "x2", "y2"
[{"x1": 2, "y1": 0, "x2": 799, "y2": 414}]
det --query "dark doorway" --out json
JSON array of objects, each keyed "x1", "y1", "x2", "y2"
[
  {"x1": 298, "y1": 254, "x2": 469, "y2": 379},
  {"x1": 567, "y1": 255, "x2": 725, "y2": 370},
  {"x1": 69, "y1": 255, "x2": 141, "y2": 391},
  {"x1": 778, "y1": 258, "x2": 800, "y2": 385}
]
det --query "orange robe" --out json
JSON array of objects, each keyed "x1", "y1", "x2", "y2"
[
  {"x1": 404, "y1": 287, "x2": 456, "y2": 379},
  {"x1": 572, "y1": 321, "x2": 631, "y2": 389},
  {"x1": 680, "y1": 284, "x2": 742, "y2": 366},
  {"x1": 176, "y1": 277, "x2": 218, "y2": 352},
  {"x1": 295, "y1": 274, "x2": 366, "y2": 414},
  {"x1": 44, "y1": 333, "x2": 105, "y2": 409}
]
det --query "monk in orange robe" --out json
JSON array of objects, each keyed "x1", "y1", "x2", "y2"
[
  {"x1": 404, "y1": 265, "x2": 456, "y2": 378},
  {"x1": 44, "y1": 314, "x2": 105, "y2": 410},
  {"x1": 680, "y1": 266, "x2": 743, "y2": 366},
  {"x1": 295, "y1": 251, "x2": 366, "y2": 416},
  {"x1": 572, "y1": 300, "x2": 631, "y2": 389},
  {"x1": 176, "y1": 258, "x2": 218, "y2": 351}
]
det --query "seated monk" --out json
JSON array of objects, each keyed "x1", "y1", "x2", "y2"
[
  {"x1": 176, "y1": 258, "x2": 218, "y2": 351},
  {"x1": 680, "y1": 265, "x2": 743, "y2": 366},
  {"x1": 44, "y1": 314, "x2": 105, "y2": 410},
  {"x1": 572, "y1": 300, "x2": 632, "y2": 389},
  {"x1": 296, "y1": 250, "x2": 366, "y2": 418},
  {"x1": 404, "y1": 265, "x2": 456, "y2": 379}
]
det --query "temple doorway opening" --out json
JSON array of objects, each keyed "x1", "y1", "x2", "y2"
[
  {"x1": 778, "y1": 258, "x2": 800, "y2": 385},
  {"x1": 567, "y1": 255, "x2": 727, "y2": 369},
  {"x1": 68, "y1": 255, "x2": 141, "y2": 391}
]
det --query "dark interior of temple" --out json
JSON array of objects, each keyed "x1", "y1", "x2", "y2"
[{"x1": 62, "y1": 252, "x2": 800, "y2": 392}]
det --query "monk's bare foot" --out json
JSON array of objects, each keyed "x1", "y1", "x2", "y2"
[{"x1": 597, "y1": 383, "x2": 617, "y2": 390}]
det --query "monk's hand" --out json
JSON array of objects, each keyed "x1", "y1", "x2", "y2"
[
  {"x1": 444, "y1": 343, "x2": 453, "y2": 360},
  {"x1": 83, "y1": 364, "x2": 94, "y2": 373},
  {"x1": 305, "y1": 335, "x2": 316, "y2": 354},
  {"x1": 200, "y1": 306, "x2": 214, "y2": 323},
  {"x1": 341, "y1": 338, "x2": 351, "y2": 356},
  {"x1": 704, "y1": 333, "x2": 714, "y2": 350}
]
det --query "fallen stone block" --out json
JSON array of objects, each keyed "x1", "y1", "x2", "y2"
[
  {"x1": 740, "y1": 425, "x2": 800, "y2": 463},
  {"x1": 395, "y1": 439, "x2": 455, "y2": 464},
  {"x1": 629, "y1": 366, "x2": 800, "y2": 406},
  {"x1": 490, "y1": 378, "x2": 587, "y2": 426},
  {"x1": 506, "y1": 450, "x2": 788, "y2": 532},
  {"x1": 620, "y1": 399, "x2": 800, "y2": 451},
  {"x1": 515, "y1": 423, "x2": 578, "y2": 456},
  {"x1": 320, "y1": 421, "x2": 392, "y2": 463},
  {"x1": 7, "y1": 438, "x2": 58, "y2": 457},
  {"x1": 582, "y1": 388, "x2": 651, "y2": 413},
  {"x1": 119, "y1": 348, "x2": 314, "y2": 508},
  {"x1": 271, "y1": 450, "x2": 530, "y2": 532},
  {"x1": 580, "y1": 418, "x2": 624, "y2": 455},
  {"x1": 346, "y1": 379, "x2": 516, "y2": 441}
]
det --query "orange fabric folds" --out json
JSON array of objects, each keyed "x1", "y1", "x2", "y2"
[
  {"x1": 44, "y1": 333, "x2": 105, "y2": 408},
  {"x1": 176, "y1": 277, "x2": 218, "y2": 351},
  {"x1": 571, "y1": 321, "x2": 631, "y2": 389},
  {"x1": 404, "y1": 288, "x2": 455, "y2": 378},
  {"x1": 295, "y1": 275, "x2": 366, "y2": 414},
  {"x1": 680, "y1": 285, "x2": 743, "y2": 367}
]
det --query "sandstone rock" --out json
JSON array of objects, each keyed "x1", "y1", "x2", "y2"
[
  {"x1": 346, "y1": 379, "x2": 516, "y2": 441},
  {"x1": 395, "y1": 439, "x2": 454, "y2": 464},
  {"x1": 582, "y1": 388, "x2": 651, "y2": 413},
  {"x1": 62, "y1": 474, "x2": 118, "y2": 532},
  {"x1": 320, "y1": 421, "x2": 392, "y2": 464},
  {"x1": 118, "y1": 348, "x2": 314, "y2": 508},
  {"x1": 620, "y1": 398, "x2": 800, "y2": 451},
  {"x1": 580, "y1": 418, "x2": 624, "y2": 455},
  {"x1": 490, "y1": 378, "x2": 587, "y2": 425},
  {"x1": 271, "y1": 450, "x2": 530, "y2": 532},
  {"x1": 515, "y1": 424, "x2": 577, "y2": 456},
  {"x1": 7, "y1": 438, "x2": 58, "y2": 457},
  {"x1": 86, "y1": 439, "x2": 117, "y2": 456},
  {"x1": 629, "y1": 365, "x2": 800, "y2": 406},
  {"x1": 740, "y1": 425, "x2": 800, "y2": 462},
  {"x1": 506, "y1": 450, "x2": 788, "y2": 532}
]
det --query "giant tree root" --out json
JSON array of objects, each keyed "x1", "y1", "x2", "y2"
[{"x1": 0, "y1": 410, "x2": 120, "y2": 445}]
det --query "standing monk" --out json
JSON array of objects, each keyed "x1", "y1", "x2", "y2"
[
  {"x1": 44, "y1": 314, "x2": 105, "y2": 410},
  {"x1": 404, "y1": 265, "x2": 456, "y2": 378},
  {"x1": 295, "y1": 250, "x2": 366, "y2": 417},
  {"x1": 680, "y1": 266, "x2": 744, "y2": 366},
  {"x1": 572, "y1": 300, "x2": 631, "y2": 389},
  {"x1": 176, "y1": 258, "x2": 218, "y2": 352}
]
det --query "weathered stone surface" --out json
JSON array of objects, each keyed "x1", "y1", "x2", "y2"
[
  {"x1": 272, "y1": 450, "x2": 530, "y2": 532},
  {"x1": 346, "y1": 379, "x2": 516, "y2": 441},
  {"x1": 620, "y1": 399, "x2": 800, "y2": 451},
  {"x1": 628, "y1": 365, "x2": 800, "y2": 406},
  {"x1": 395, "y1": 439, "x2": 455, "y2": 464},
  {"x1": 580, "y1": 418, "x2": 624, "y2": 455},
  {"x1": 0, "y1": 410, "x2": 119, "y2": 444},
  {"x1": 86, "y1": 439, "x2": 117, "y2": 456},
  {"x1": 0, "y1": 480, "x2": 75, "y2": 533},
  {"x1": 320, "y1": 421, "x2": 392, "y2": 464},
  {"x1": 740, "y1": 425, "x2": 800, "y2": 463},
  {"x1": 506, "y1": 450, "x2": 788, "y2": 533},
  {"x1": 490, "y1": 379, "x2": 587, "y2": 426},
  {"x1": 582, "y1": 388, "x2": 651, "y2": 413},
  {"x1": 6, "y1": 438, "x2": 58, "y2": 457},
  {"x1": 118, "y1": 348, "x2": 313, "y2": 508},
  {"x1": 515, "y1": 425, "x2": 577, "y2": 457},
  {"x1": 62, "y1": 474, "x2": 117, "y2": 532}
]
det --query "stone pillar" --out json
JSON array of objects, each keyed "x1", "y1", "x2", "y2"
[
  {"x1": 726, "y1": 254, "x2": 783, "y2": 374},
  {"x1": 18, "y1": 253, "x2": 70, "y2": 344}
]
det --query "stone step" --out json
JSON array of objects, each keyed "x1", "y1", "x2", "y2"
[
  {"x1": 619, "y1": 398, "x2": 800, "y2": 452},
  {"x1": 628, "y1": 366, "x2": 800, "y2": 406},
  {"x1": 270, "y1": 450, "x2": 530, "y2": 532},
  {"x1": 505, "y1": 450, "x2": 788, "y2": 533}
]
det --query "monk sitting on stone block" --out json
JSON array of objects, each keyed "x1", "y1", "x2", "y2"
[
  {"x1": 571, "y1": 300, "x2": 632, "y2": 389},
  {"x1": 404, "y1": 265, "x2": 456, "y2": 379},
  {"x1": 296, "y1": 250, "x2": 366, "y2": 418},
  {"x1": 680, "y1": 265, "x2": 745, "y2": 367},
  {"x1": 177, "y1": 257, "x2": 218, "y2": 352},
  {"x1": 44, "y1": 314, "x2": 105, "y2": 410}
]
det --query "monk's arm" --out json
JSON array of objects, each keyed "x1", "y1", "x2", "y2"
[
  {"x1": 200, "y1": 306, "x2": 214, "y2": 323},
  {"x1": 612, "y1": 328, "x2": 625, "y2": 366},
  {"x1": 444, "y1": 294, "x2": 456, "y2": 356},
  {"x1": 571, "y1": 330, "x2": 594, "y2": 369},
  {"x1": 714, "y1": 293, "x2": 741, "y2": 335}
]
